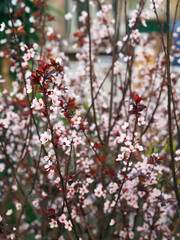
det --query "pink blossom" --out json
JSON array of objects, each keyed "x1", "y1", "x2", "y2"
[
  {"x1": 40, "y1": 131, "x2": 52, "y2": 144},
  {"x1": 23, "y1": 53, "x2": 30, "y2": 62},
  {"x1": 64, "y1": 220, "x2": 72, "y2": 231},
  {"x1": 58, "y1": 214, "x2": 67, "y2": 223},
  {"x1": 94, "y1": 184, "x2": 104, "y2": 198},
  {"x1": 31, "y1": 98, "x2": 44, "y2": 110},
  {"x1": 6, "y1": 209, "x2": 13, "y2": 216},
  {"x1": 116, "y1": 153, "x2": 125, "y2": 161},
  {"x1": 0, "y1": 163, "x2": 5, "y2": 172},
  {"x1": 49, "y1": 219, "x2": 58, "y2": 228},
  {"x1": 27, "y1": 48, "x2": 35, "y2": 58}
]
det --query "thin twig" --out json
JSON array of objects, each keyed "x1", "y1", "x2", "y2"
[
  {"x1": 16, "y1": 146, "x2": 43, "y2": 237},
  {"x1": 86, "y1": 0, "x2": 103, "y2": 145}
]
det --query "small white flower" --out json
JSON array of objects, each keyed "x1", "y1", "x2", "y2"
[
  {"x1": 64, "y1": 220, "x2": 72, "y2": 231},
  {"x1": 117, "y1": 41, "x2": 123, "y2": 48},
  {"x1": 101, "y1": 4, "x2": 112, "y2": 13},
  {"x1": 47, "y1": 26, "x2": 54, "y2": 36},
  {"x1": 0, "y1": 163, "x2": 5, "y2": 172},
  {"x1": 49, "y1": 219, "x2": 58, "y2": 228},
  {"x1": 6, "y1": 209, "x2": 13, "y2": 216},
  {"x1": 128, "y1": 145, "x2": 135, "y2": 152},
  {"x1": 65, "y1": 13, "x2": 72, "y2": 20},
  {"x1": 8, "y1": 233, "x2": 15, "y2": 240},
  {"x1": 12, "y1": 0, "x2": 17, "y2": 5},
  {"x1": 109, "y1": 182, "x2": 118, "y2": 194},
  {"x1": 106, "y1": 47, "x2": 111, "y2": 54},
  {"x1": 32, "y1": 199, "x2": 39, "y2": 208},
  {"x1": 124, "y1": 141, "x2": 131, "y2": 146},
  {"x1": 129, "y1": 17, "x2": 136, "y2": 28},
  {"x1": 177, "y1": 27, "x2": 180, "y2": 33},
  {"x1": 31, "y1": 98, "x2": 44, "y2": 110},
  {"x1": 25, "y1": 6, "x2": 30, "y2": 13},
  {"x1": 114, "y1": 61, "x2": 122, "y2": 75},
  {"x1": 135, "y1": 143, "x2": 143, "y2": 151},
  {"x1": 61, "y1": 137, "x2": 71, "y2": 147},
  {"x1": 40, "y1": 131, "x2": 52, "y2": 145},
  {"x1": 55, "y1": 57, "x2": 62, "y2": 64},
  {"x1": 116, "y1": 153, "x2": 125, "y2": 161},
  {"x1": 29, "y1": 16, "x2": 35, "y2": 23},
  {"x1": 15, "y1": 202, "x2": 22, "y2": 210},
  {"x1": 94, "y1": 184, "x2": 104, "y2": 198},
  {"x1": 58, "y1": 214, "x2": 67, "y2": 223},
  {"x1": 23, "y1": 53, "x2": 30, "y2": 62},
  {"x1": 175, "y1": 149, "x2": 180, "y2": 155},
  {"x1": 44, "y1": 160, "x2": 52, "y2": 171},
  {"x1": 138, "y1": 117, "x2": 146, "y2": 126},
  {"x1": 0, "y1": 22, "x2": 6, "y2": 32},
  {"x1": 27, "y1": 48, "x2": 35, "y2": 58},
  {"x1": 110, "y1": 219, "x2": 115, "y2": 226},
  {"x1": 12, "y1": 185, "x2": 17, "y2": 191},
  {"x1": 117, "y1": 133, "x2": 126, "y2": 143},
  {"x1": 122, "y1": 122, "x2": 129, "y2": 130}
]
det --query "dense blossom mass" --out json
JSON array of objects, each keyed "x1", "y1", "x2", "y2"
[{"x1": 0, "y1": 0, "x2": 180, "y2": 239}]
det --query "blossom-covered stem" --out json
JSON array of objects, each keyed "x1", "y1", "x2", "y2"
[
  {"x1": 64, "y1": 141, "x2": 73, "y2": 191},
  {"x1": 84, "y1": 0, "x2": 145, "y2": 125},
  {"x1": 97, "y1": 0, "x2": 114, "y2": 46},
  {"x1": 102, "y1": 114, "x2": 138, "y2": 239},
  {"x1": 15, "y1": 146, "x2": 43, "y2": 237},
  {"x1": 0, "y1": 116, "x2": 32, "y2": 211},
  {"x1": 83, "y1": 34, "x2": 132, "y2": 123},
  {"x1": 4, "y1": 0, "x2": 48, "y2": 157},
  {"x1": 42, "y1": 85, "x2": 80, "y2": 239},
  {"x1": 0, "y1": 144, "x2": 39, "y2": 223},
  {"x1": 82, "y1": 129, "x2": 112, "y2": 177},
  {"x1": 110, "y1": 74, "x2": 131, "y2": 131},
  {"x1": 141, "y1": 71, "x2": 165, "y2": 136},
  {"x1": 107, "y1": 0, "x2": 119, "y2": 142},
  {"x1": 166, "y1": 0, "x2": 180, "y2": 210},
  {"x1": 86, "y1": 0, "x2": 103, "y2": 145},
  {"x1": 0, "y1": 144, "x2": 25, "y2": 199},
  {"x1": 110, "y1": 0, "x2": 146, "y2": 132}
]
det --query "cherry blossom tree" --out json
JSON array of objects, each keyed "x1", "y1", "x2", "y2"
[{"x1": 0, "y1": 0, "x2": 180, "y2": 239}]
